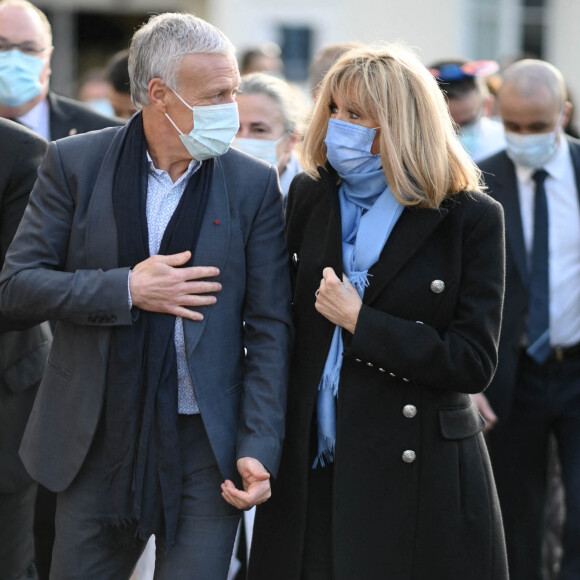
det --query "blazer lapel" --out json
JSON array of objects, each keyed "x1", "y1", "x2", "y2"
[
  {"x1": 81, "y1": 125, "x2": 127, "y2": 360},
  {"x1": 486, "y1": 154, "x2": 528, "y2": 287},
  {"x1": 84, "y1": 127, "x2": 126, "y2": 271},
  {"x1": 363, "y1": 205, "x2": 448, "y2": 305},
  {"x1": 183, "y1": 157, "x2": 231, "y2": 357}
]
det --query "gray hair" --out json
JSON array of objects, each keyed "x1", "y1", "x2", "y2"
[
  {"x1": 238, "y1": 72, "x2": 308, "y2": 135},
  {"x1": 128, "y1": 12, "x2": 235, "y2": 108}
]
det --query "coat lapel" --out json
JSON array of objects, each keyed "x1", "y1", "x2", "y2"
[
  {"x1": 363, "y1": 205, "x2": 448, "y2": 305},
  {"x1": 323, "y1": 166, "x2": 448, "y2": 305},
  {"x1": 320, "y1": 167, "x2": 343, "y2": 272},
  {"x1": 183, "y1": 157, "x2": 231, "y2": 358}
]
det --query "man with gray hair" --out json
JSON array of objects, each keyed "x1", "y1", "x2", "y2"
[
  {"x1": 0, "y1": 12, "x2": 291, "y2": 578},
  {"x1": 479, "y1": 59, "x2": 580, "y2": 579}
]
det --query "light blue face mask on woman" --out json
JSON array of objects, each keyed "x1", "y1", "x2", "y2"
[
  {"x1": 0, "y1": 49, "x2": 44, "y2": 107},
  {"x1": 165, "y1": 88, "x2": 239, "y2": 161},
  {"x1": 324, "y1": 118, "x2": 382, "y2": 176}
]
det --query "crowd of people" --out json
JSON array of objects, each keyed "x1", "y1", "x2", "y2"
[{"x1": 0, "y1": 1, "x2": 578, "y2": 579}]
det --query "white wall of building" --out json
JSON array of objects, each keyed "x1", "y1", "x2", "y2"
[
  {"x1": 548, "y1": 0, "x2": 580, "y2": 114},
  {"x1": 207, "y1": 0, "x2": 470, "y2": 68}
]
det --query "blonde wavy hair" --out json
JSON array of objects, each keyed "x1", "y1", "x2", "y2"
[{"x1": 302, "y1": 44, "x2": 484, "y2": 208}]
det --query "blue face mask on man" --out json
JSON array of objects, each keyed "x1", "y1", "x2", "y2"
[
  {"x1": 505, "y1": 129, "x2": 559, "y2": 168},
  {"x1": 0, "y1": 49, "x2": 44, "y2": 107},
  {"x1": 324, "y1": 118, "x2": 382, "y2": 177},
  {"x1": 505, "y1": 108, "x2": 565, "y2": 168},
  {"x1": 165, "y1": 88, "x2": 239, "y2": 161}
]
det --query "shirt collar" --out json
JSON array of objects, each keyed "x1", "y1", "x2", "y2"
[
  {"x1": 17, "y1": 98, "x2": 50, "y2": 140},
  {"x1": 146, "y1": 151, "x2": 200, "y2": 187}
]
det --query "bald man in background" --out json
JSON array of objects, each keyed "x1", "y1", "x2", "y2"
[{"x1": 478, "y1": 60, "x2": 580, "y2": 580}]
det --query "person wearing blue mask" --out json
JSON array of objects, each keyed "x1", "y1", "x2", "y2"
[
  {"x1": 249, "y1": 44, "x2": 508, "y2": 580},
  {"x1": 229, "y1": 73, "x2": 307, "y2": 579},
  {"x1": 0, "y1": 12, "x2": 291, "y2": 579},
  {"x1": 0, "y1": 0, "x2": 121, "y2": 140},
  {"x1": 478, "y1": 59, "x2": 580, "y2": 580},
  {"x1": 232, "y1": 72, "x2": 308, "y2": 205},
  {"x1": 429, "y1": 58, "x2": 506, "y2": 162}
]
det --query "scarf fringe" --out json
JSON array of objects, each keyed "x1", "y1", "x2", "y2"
[
  {"x1": 95, "y1": 515, "x2": 152, "y2": 549},
  {"x1": 347, "y1": 270, "x2": 371, "y2": 295},
  {"x1": 312, "y1": 437, "x2": 336, "y2": 469}
]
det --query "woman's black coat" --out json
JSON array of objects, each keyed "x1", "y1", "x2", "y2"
[{"x1": 249, "y1": 167, "x2": 509, "y2": 580}]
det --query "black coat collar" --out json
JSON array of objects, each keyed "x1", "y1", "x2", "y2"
[{"x1": 316, "y1": 164, "x2": 449, "y2": 306}]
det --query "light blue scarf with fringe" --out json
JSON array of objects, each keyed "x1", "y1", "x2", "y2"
[{"x1": 313, "y1": 171, "x2": 403, "y2": 468}]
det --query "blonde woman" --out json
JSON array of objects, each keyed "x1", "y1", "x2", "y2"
[{"x1": 249, "y1": 44, "x2": 508, "y2": 580}]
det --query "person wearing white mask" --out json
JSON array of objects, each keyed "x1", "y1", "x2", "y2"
[
  {"x1": 233, "y1": 72, "x2": 308, "y2": 203},
  {"x1": 478, "y1": 59, "x2": 580, "y2": 580},
  {"x1": 0, "y1": 12, "x2": 291, "y2": 579}
]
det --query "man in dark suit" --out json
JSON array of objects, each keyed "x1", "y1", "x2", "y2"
[
  {"x1": 478, "y1": 59, "x2": 580, "y2": 580},
  {"x1": 0, "y1": 3, "x2": 124, "y2": 575},
  {"x1": 0, "y1": 12, "x2": 291, "y2": 579},
  {"x1": 0, "y1": 0, "x2": 122, "y2": 140},
  {"x1": 0, "y1": 118, "x2": 52, "y2": 580}
]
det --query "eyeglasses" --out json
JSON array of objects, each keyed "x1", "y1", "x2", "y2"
[{"x1": 0, "y1": 40, "x2": 48, "y2": 56}]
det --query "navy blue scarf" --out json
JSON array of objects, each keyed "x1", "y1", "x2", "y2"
[{"x1": 99, "y1": 112, "x2": 212, "y2": 549}]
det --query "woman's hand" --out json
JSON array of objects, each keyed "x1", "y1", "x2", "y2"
[{"x1": 315, "y1": 267, "x2": 362, "y2": 334}]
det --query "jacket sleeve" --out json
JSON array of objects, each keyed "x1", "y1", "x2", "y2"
[
  {"x1": 236, "y1": 167, "x2": 293, "y2": 477},
  {"x1": 344, "y1": 200, "x2": 506, "y2": 394},
  {"x1": 0, "y1": 140, "x2": 132, "y2": 326},
  {"x1": 0, "y1": 128, "x2": 48, "y2": 333}
]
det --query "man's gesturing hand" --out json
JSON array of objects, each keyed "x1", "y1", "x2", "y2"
[
  {"x1": 221, "y1": 457, "x2": 271, "y2": 510},
  {"x1": 129, "y1": 251, "x2": 221, "y2": 321}
]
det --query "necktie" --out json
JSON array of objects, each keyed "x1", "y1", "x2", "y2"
[{"x1": 526, "y1": 168, "x2": 550, "y2": 364}]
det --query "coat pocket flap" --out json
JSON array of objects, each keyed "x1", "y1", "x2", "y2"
[{"x1": 439, "y1": 403, "x2": 485, "y2": 440}]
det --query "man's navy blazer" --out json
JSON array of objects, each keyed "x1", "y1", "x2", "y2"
[{"x1": 0, "y1": 120, "x2": 292, "y2": 492}]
